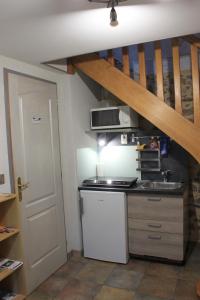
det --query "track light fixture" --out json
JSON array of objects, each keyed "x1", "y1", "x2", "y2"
[{"x1": 88, "y1": 0, "x2": 128, "y2": 26}]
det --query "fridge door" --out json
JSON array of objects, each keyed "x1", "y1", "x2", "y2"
[{"x1": 80, "y1": 190, "x2": 128, "y2": 264}]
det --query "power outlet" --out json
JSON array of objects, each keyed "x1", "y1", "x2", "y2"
[
  {"x1": 0, "y1": 174, "x2": 5, "y2": 185},
  {"x1": 121, "y1": 134, "x2": 127, "y2": 145}
]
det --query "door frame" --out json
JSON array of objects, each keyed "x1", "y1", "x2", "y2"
[{"x1": 3, "y1": 69, "x2": 68, "y2": 292}]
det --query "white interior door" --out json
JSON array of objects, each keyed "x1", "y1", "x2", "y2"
[{"x1": 8, "y1": 74, "x2": 67, "y2": 293}]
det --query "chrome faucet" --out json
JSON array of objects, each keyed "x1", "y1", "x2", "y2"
[{"x1": 161, "y1": 170, "x2": 171, "y2": 182}]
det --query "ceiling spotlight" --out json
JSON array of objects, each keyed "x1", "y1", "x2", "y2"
[
  {"x1": 88, "y1": 0, "x2": 128, "y2": 26},
  {"x1": 110, "y1": 3, "x2": 118, "y2": 26}
]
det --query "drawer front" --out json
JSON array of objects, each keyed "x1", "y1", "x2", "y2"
[
  {"x1": 128, "y1": 194, "x2": 183, "y2": 222},
  {"x1": 128, "y1": 218, "x2": 183, "y2": 234},
  {"x1": 129, "y1": 229, "x2": 184, "y2": 260}
]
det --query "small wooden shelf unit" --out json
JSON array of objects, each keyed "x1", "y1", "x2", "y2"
[
  {"x1": 0, "y1": 193, "x2": 25, "y2": 298},
  {"x1": 136, "y1": 148, "x2": 161, "y2": 172}
]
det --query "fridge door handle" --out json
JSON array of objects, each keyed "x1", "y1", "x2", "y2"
[{"x1": 80, "y1": 196, "x2": 84, "y2": 216}]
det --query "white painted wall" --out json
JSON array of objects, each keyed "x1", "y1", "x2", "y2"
[
  {"x1": 60, "y1": 73, "x2": 99, "y2": 251},
  {"x1": 0, "y1": 54, "x2": 99, "y2": 252},
  {"x1": 99, "y1": 145, "x2": 140, "y2": 179}
]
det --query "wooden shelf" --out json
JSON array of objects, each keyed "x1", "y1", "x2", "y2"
[
  {"x1": 136, "y1": 168, "x2": 161, "y2": 172},
  {"x1": 136, "y1": 158, "x2": 160, "y2": 162},
  {"x1": 0, "y1": 228, "x2": 20, "y2": 242},
  {"x1": 136, "y1": 148, "x2": 160, "y2": 152},
  {"x1": 0, "y1": 264, "x2": 23, "y2": 283},
  {"x1": 0, "y1": 193, "x2": 16, "y2": 204},
  {"x1": 0, "y1": 193, "x2": 24, "y2": 295},
  {"x1": 14, "y1": 295, "x2": 26, "y2": 300},
  {"x1": 86, "y1": 128, "x2": 137, "y2": 133},
  {"x1": 0, "y1": 267, "x2": 14, "y2": 282}
]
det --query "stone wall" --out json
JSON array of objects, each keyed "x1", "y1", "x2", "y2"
[
  {"x1": 147, "y1": 69, "x2": 200, "y2": 241},
  {"x1": 163, "y1": 70, "x2": 200, "y2": 241}
]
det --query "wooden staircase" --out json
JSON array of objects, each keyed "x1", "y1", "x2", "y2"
[{"x1": 47, "y1": 35, "x2": 200, "y2": 162}]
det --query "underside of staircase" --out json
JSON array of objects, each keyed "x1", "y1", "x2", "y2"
[{"x1": 45, "y1": 34, "x2": 200, "y2": 163}]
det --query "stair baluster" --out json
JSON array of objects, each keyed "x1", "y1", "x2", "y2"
[
  {"x1": 172, "y1": 38, "x2": 182, "y2": 115},
  {"x1": 191, "y1": 44, "x2": 200, "y2": 127},
  {"x1": 138, "y1": 44, "x2": 147, "y2": 88},
  {"x1": 155, "y1": 41, "x2": 164, "y2": 101}
]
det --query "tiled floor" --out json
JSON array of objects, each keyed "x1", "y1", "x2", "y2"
[{"x1": 27, "y1": 244, "x2": 200, "y2": 300}]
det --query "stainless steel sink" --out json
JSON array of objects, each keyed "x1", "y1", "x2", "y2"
[{"x1": 140, "y1": 181, "x2": 183, "y2": 190}]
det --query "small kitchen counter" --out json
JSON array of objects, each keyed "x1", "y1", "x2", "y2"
[
  {"x1": 78, "y1": 181, "x2": 186, "y2": 196},
  {"x1": 79, "y1": 181, "x2": 188, "y2": 263}
]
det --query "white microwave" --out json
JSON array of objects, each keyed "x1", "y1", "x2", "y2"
[{"x1": 90, "y1": 106, "x2": 138, "y2": 130}]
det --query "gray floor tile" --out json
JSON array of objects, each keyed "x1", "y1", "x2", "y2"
[
  {"x1": 174, "y1": 279, "x2": 199, "y2": 300},
  {"x1": 137, "y1": 274, "x2": 177, "y2": 299},
  {"x1": 146, "y1": 261, "x2": 180, "y2": 279},
  {"x1": 106, "y1": 268, "x2": 143, "y2": 290}
]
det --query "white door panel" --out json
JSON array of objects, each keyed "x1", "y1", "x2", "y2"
[
  {"x1": 20, "y1": 95, "x2": 55, "y2": 204},
  {"x1": 28, "y1": 206, "x2": 59, "y2": 264},
  {"x1": 26, "y1": 196, "x2": 56, "y2": 217},
  {"x1": 8, "y1": 74, "x2": 67, "y2": 293}
]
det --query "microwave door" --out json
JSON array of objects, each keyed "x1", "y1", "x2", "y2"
[{"x1": 91, "y1": 109, "x2": 120, "y2": 129}]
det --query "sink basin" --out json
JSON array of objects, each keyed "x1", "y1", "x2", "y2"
[{"x1": 140, "y1": 181, "x2": 183, "y2": 190}]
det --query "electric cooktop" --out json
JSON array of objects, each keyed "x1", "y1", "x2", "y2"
[{"x1": 82, "y1": 176, "x2": 138, "y2": 188}]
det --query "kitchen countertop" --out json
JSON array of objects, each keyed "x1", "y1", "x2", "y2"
[{"x1": 78, "y1": 181, "x2": 186, "y2": 195}]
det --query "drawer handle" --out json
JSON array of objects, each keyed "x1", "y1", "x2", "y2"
[
  {"x1": 148, "y1": 224, "x2": 162, "y2": 228},
  {"x1": 147, "y1": 198, "x2": 161, "y2": 202},
  {"x1": 148, "y1": 235, "x2": 162, "y2": 240}
]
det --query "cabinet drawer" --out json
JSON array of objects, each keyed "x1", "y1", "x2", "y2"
[
  {"x1": 129, "y1": 229, "x2": 184, "y2": 260},
  {"x1": 128, "y1": 218, "x2": 183, "y2": 234},
  {"x1": 128, "y1": 194, "x2": 183, "y2": 222}
]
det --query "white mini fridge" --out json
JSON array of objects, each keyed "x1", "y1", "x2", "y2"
[{"x1": 80, "y1": 190, "x2": 128, "y2": 264}]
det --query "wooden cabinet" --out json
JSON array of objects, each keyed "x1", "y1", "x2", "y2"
[
  {"x1": 128, "y1": 192, "x2": 188, "y2": 261},
  {"x1": 0, "y1": 193, "x2": 25, "y2": 299}
]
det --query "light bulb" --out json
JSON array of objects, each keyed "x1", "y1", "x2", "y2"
[{"x1": 98, "y1": 139, "x2": 106, "y2": 147}]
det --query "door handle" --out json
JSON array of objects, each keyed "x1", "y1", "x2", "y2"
[
  {"x1": 148, "y1": 224, "x2": 162, "y2": 229},
  {"x1": 18, "y1": 182, "x2": 29, "y2": 190},
  {"x1": 147, "y1": 198, "x2": 161, "y2": 202},
  {"x1": 17, "y1": 177, "x2": 29, "y2": 201},
  {"x1": 148, "y1": 235, "x2": 162, "y2": 240}
]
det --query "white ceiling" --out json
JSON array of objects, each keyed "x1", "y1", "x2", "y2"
[{"x1": 0, "y1": 0, "x2": 199, "y2": 65}]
